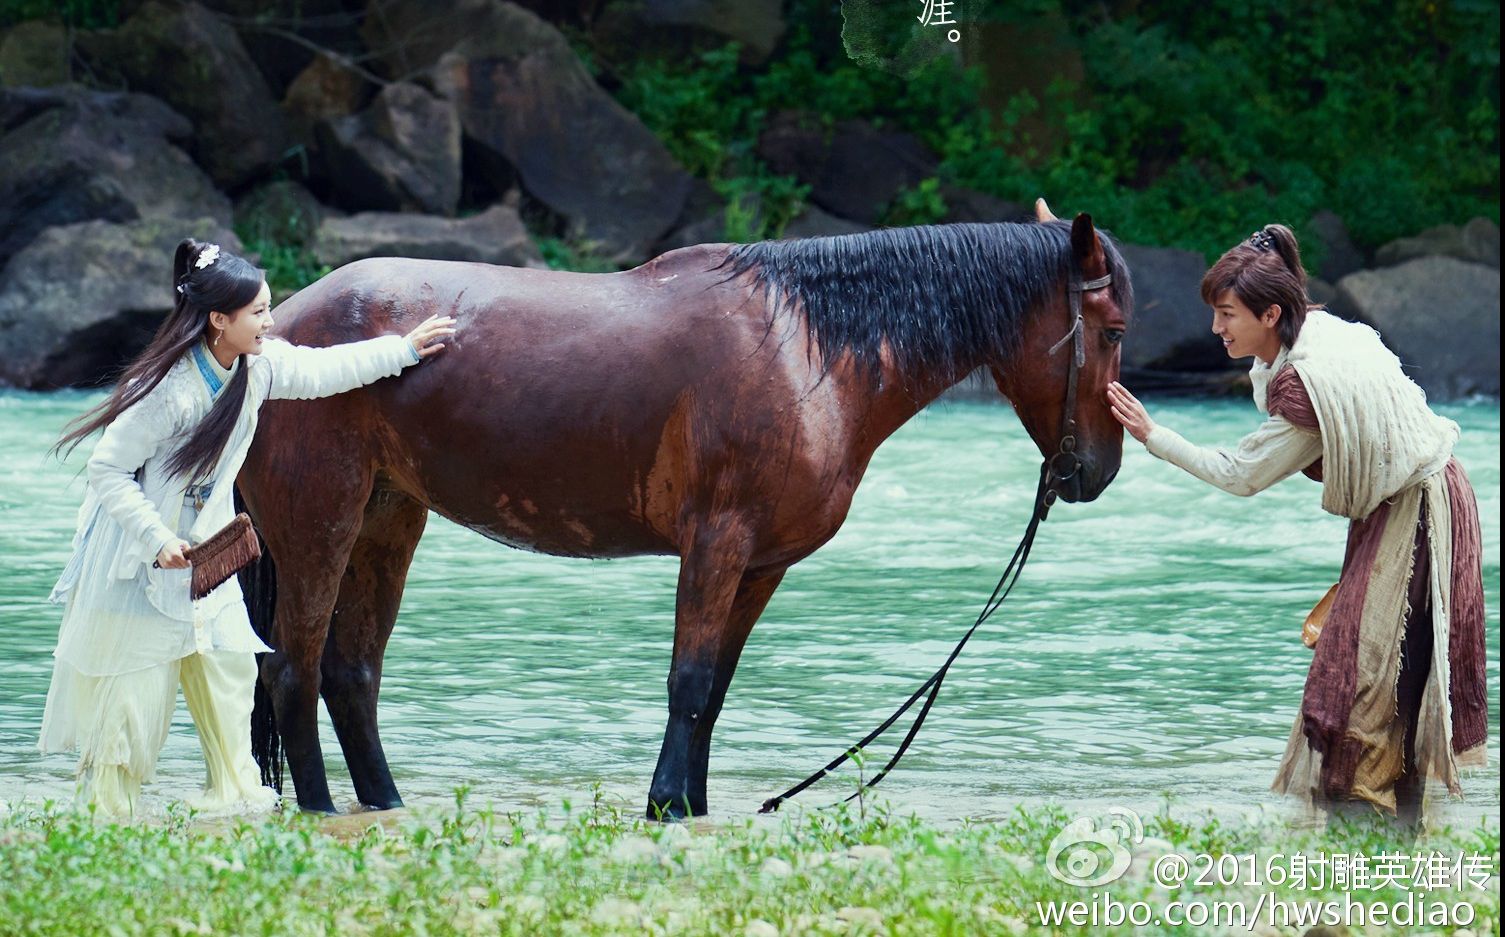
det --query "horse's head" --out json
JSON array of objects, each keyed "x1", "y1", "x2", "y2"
[{"x1": 990, "y1": 206, "x2": 1131, "y2": 503}]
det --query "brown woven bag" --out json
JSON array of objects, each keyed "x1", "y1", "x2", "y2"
[{"x1": 154, "y1": 513, "x2": 261, "y2": 600}]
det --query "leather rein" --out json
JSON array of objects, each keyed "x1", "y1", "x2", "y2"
[{"x1": 760, "y1": 267, "x2": 1113, "y2": 813}]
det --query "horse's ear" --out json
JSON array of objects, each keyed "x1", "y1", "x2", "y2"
[
  {"x1": 1070, "y1": 212, "x2": 1102, "y2": 265},
  {"x1": 1034, "y1": 198, "x2": 1058, "y2": 222}
]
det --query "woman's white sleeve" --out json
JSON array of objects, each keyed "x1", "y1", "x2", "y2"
[
  {"x1": 1144, "y1": 417, "x2": 1322, "y2": 497},
  {"x1": 86, "y1": 391, "x2": 178, "y2": 555},
  {"x1": 261, "y1": 334, "x2": 420, "y2": 401}
]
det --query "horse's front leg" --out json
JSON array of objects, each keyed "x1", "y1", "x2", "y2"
[
  {"x1": 647, "y1": 521, "x2": 762, "y2": 819},
  {"x1": 248, "y1": 449, "x2": 372, "y2": 815},
  {"x1": 684, "y1": 568, "x2": 785, "y2": 808}
]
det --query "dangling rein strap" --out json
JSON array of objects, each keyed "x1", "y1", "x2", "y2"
[
  {"x1": 760, "y1": 267, "x2": 1112, "y2": 814},
  {"x1": 759, "y1": 464, "x2": 1053, "y2": 813}
]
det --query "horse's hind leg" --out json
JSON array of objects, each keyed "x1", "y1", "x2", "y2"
[
  {"x1": 648, "y1": 520, "x2": 781, "y2": 818},
  {"x1": 321, "y1": 487, "x2": 427, "y2": 810},
  {"x1": 245, "y1": 439, "x2": 373, "y2": 814}
]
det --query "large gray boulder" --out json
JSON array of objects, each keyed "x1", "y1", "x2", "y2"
[
  {"x1": 217, "y1": 0, "x2": 366, "y2": 99},
  {"x1": 0, "y1": 86, "x2": 230, "y2": 273},
  {"x1": 362, "y1": 0, "x2": 691, "y2": 264},
  {"x1": 1374, "y1": 218, "x2": 1500, "y2": 270},
  {"x1": 592, "y1": 0, "x2": 786, "y2": 65},
  {"x1": 282, "y1": 51, "x2": 375, "y2": 145},
  {"x1": 312, "y1": 203, "x2": 543, "y2": 268},
  {"x1": 1116, "y1": 243, "x2": 1234, "y2": 374},
  {"x1": 757, "y1": 112, "x2": 939, "y2": 225},
  {"x1": 1335, "y1": 257, "x2": 1500, "y2": 399},
  {"x1": 782, "y1": 205, "x2": 871, "y2": 239},
  {"x1": 0, "y1": 217, "x2": 241, "y2": 389},
  {"x1": 1307, "y1": 210, "x2": 1366, "y2": 283},
  {"x1": 657, "y1": 184, "x2": 745, "y2": 253},
  {"x1": 942, "y1": 187, "x2": 1025, "y2": 224},
  {"x1": 76, "y1": 1, "x2": 288, "y2": 187},
  {"x1": 316, "y1": 81, "x2": 461, "y2": 216}
]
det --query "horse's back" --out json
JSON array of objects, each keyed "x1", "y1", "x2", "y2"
[
  {"x1": 275, "y1": 250, "x2": 750, "y2": 345},
  {"x1": 258, "y1": 248, "x2": 819, "y2": 558}
]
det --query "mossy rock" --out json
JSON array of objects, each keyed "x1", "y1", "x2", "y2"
[{"x1": 0, "y1": 20, "x2": 70, "y2": 87}]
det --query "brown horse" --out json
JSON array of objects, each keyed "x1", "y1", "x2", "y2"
[{"x1": 238, "y1": 213, "x2": 1134, "y2": 817}]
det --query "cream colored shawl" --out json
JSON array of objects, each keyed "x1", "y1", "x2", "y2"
[{"x1": 1266, "y1": 309, "x2": 1458, "y2": 519}]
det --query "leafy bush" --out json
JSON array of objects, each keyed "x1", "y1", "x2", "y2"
[
  {"x1": 603, "y1": 0, "x2": 1498, "y2": 259},
  {"x1": 0, "y1": 0, "x2": 118, "y2": 29}
]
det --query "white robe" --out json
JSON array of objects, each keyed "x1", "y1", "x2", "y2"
[{"x1": 44, "y1": 334, "x2": 419, "y2": 678}]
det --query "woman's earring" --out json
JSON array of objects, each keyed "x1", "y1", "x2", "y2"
[{"x1": 213, "y1": 330, "x2": 221, "y2": 347}]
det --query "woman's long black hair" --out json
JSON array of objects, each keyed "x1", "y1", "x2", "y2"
[{"x1": 52, "y1": 238, "x2": 265, "y2": 484}]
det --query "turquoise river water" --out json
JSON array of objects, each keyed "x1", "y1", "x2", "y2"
[{"x1": 0, "y1": 391, "x2": 1497, "y2": 825}]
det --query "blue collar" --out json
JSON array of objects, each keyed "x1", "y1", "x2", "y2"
[{"x1": 191, "y1": 343, "x2": 225, "y2": 398}]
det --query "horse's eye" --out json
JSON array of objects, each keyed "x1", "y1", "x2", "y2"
[{"x1": 1104, "y1": 328, "x2": 1124, "y2": 345}]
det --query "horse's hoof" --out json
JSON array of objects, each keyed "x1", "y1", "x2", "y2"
[
  {"x1": 359, "y1": 798, "x2": 405, "y2": 812},
  {"x1": 645, "y1": 794, "x2": 705, "y2": 821},
  {"x1": 297, "y1": 800, "x2": 339, "y2": 816}
]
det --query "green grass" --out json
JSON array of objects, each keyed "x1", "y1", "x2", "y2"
[
  {"x1": 241, "y1": 239, "x2": 331, "y2": 301},
  {"x1": 533, "y1": 236, "x2": 623, "y2": 274},
  {"x1": 1, "y1": 787, "x2": 1497, "y2": 935}
]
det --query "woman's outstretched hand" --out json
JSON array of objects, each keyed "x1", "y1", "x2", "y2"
[
  {"x1": 405, "y1": 314, "x2": 458, "y2": 359},
  {"x1": 1107, "y1": 381, "x2": 1155, "y2": 443}
]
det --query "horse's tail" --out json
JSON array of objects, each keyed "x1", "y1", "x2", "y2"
[{"x1": 236, "y1": 486, "x2": 283, "y2": 793}]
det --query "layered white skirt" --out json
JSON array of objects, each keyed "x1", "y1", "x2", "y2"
[
  {"x1": 40, "y1": 650, "x2": 278, "y2": 818},
  {"x1": 39, "y1": 492, "x2": 277, "y2": 818}
]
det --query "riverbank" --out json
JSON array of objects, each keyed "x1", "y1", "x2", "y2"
[{"x1": 1, "y1": 789, "x2": 1497, "y2": 936}]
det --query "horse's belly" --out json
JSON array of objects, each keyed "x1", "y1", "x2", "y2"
[{"x1": 433, "y1": 499, "x2": 672, "y2": 560}]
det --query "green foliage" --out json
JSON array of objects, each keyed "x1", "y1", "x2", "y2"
[
  {"x1": 602, "y1": 0, "x2": 1497, "y2": 259},
  {"x1": 534, "y1": 236, "x2": 620, "y2": 273},
  {"x1": 0, "y1": 795, "x2": 1496, "y2": 935},
  {"x1": 716, "y1": 165, "x2": 812, "y2": 241},
  {"x1": 237, "y1": 237, "x2": 330, "y2": 300},
  {"x1": 0, "y1": 0, "x2": 118, "y2": 29},
  {"x1": 1036, "y1": 0, "x2": 1501, "y2": 255},
  {"x1": 883, "y1": 178, "x2": 950, "y2": 228}
]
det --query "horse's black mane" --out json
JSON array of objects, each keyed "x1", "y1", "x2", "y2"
[{"x1": 718, "y1": 220, "x2": 1133, "y2": 385}]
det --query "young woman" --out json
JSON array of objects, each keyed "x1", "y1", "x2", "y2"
[
  {"x1": 40, "y1": 239, "x2": 456, "y2": 818},
  {"x1": 1107, "y1": 225, "x2": 1487, "y2": 828}
]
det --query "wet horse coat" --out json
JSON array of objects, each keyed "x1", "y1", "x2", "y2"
[{"x1": 239, "y1": 217, "x2": 1133, "y2": 816}]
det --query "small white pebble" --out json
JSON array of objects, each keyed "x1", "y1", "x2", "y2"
[
  {"x1": 610, "y1": 835, "x2": 659, "y2": 864},
  {"x1": 590, "y1": 898, "x2": 642, "y2": 926},
  {"x1": 745, "y1": 920, "x2": 779, "y2": 937},
  {"x1": 846, "y1": 844, "x2": 893, "y2": 864},
  {"x1": 837, "y1": 906, "x2": 883, "y2": 928},
  {"x1": 760, "y1": 856, "x2": 794, "y2": 877},
  {"x1": 658, "y1": 822, "x2": 694, "y2": 846}
]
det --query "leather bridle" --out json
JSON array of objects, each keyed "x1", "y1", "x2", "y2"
[{"x1": 1041, "y1": 270, "x2": 1113, "y2": 511}]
